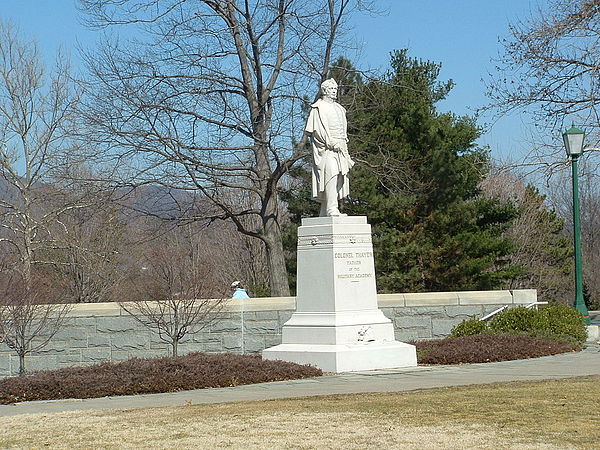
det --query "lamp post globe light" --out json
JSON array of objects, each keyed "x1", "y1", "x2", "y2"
[{"x1": 561, "y1": 125, "x2": 590, "y2": 325}]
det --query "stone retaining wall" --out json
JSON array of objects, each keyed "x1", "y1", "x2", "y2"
[{"x1": 0, "y1": 289, "x2": 536, "y2": 377}]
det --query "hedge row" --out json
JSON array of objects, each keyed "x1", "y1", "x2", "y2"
[
  {"x1": 414, "y1": 333, "x2": 579, "y2": 365},
  {"x1": 450, "y1": 303, "x2": 587, "y2": 344},
  {"x1": 0, "y1": 352, "x2": 321, "y2": 404}
]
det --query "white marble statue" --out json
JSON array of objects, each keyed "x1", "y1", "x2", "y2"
[{"x1": 305, "y1": 78, "x2": 355, "y2": 217}]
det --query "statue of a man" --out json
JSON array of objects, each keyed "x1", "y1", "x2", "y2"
[{"x1": 305, "y1": 78, "x2": 354, "y2": 217}]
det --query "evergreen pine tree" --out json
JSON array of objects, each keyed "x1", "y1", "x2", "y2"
[{"x1": 282, "y1": 51, "x2": 521, "y2": 293}]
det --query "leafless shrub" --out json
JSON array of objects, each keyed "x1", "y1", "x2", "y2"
[
  {"x1": 120, "y1": 223, "x2": 229, "y2": 356},
  {"x1": 0, "y1": 269, "x2": 71, "y2": 376}
]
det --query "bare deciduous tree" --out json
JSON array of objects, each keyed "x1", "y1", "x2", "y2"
[
  {"x1": 0, "y1": 22, "x2": 90, "y2": 375},
  {"x1": 547, "y1": 165, "x2": 600, "y2": 308},
  {"x1": 55, "y1": 199, "x2": 129, "y2": 303},
  {"x1": 77, "y1": 0, "x2": 375, "y2": 295},
  {"x1": 485, "y1": 0, "x2": 600, "y2": 175},
  {"x1": 0, "y1": 21, "x2": 91, "y2": 286},
  {"x1": 0, "y1": 269, "x2": 71, "y2": 376},
  {"x1": 120, "y1": 223, "x2": 229, "y2": 357},
  {"x1": 481, "y1": 170, "x2": 573, "y2": 303}
]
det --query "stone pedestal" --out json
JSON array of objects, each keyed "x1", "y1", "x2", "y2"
[{"x1": 263, "y1": 216, "x2": 416, "y2": 372}]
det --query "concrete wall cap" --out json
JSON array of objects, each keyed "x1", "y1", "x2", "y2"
[{"x1": 59, "y1": 290, "x2": 535, "y2": 317}]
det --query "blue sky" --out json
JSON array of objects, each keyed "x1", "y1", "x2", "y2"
[
  {"x1": 350, "y1": 0, "x2": 540, "y2": 163},
  {"x1": 0, "y1": 0, "x2": 540, "y2": 163}
]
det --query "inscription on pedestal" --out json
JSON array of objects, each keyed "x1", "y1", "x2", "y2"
[{"x1": 335, "y1": 251, "x2": 374, "y2": 280}]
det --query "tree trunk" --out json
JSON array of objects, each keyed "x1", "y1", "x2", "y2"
[
  {"x1": 254, "y1": 133, "x2": 291, "y2": 296},
  {"x1": 171, "y1": 340, "x2": 178, "y2": 357},
  {"x1": 18, "y1": 352, "x2": 26, "y2": 376},
  {"x1": 263, "y1": 216, "x2": 291, "y2": 297}
]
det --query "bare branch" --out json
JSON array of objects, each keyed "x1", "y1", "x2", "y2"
[{"x1": 77, "y1": 0, "x2": 373, "y2": 295}]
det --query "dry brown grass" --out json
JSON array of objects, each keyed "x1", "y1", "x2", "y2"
[{"x1": 1, "y1": 376, "x2": 599, "y2": 449}]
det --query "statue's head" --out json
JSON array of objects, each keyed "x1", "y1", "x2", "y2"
[{"x1": 320, "y1": 78, "x2": 338, "y2": 100}]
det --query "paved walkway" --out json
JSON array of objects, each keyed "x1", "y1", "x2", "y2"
[{"x1": 1, "y1": 345, "x2": 599, "y2": 417}]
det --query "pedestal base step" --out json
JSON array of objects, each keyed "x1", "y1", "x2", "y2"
[{"x1": 262, "y1": 341, "x2": 417, "y2": 373}]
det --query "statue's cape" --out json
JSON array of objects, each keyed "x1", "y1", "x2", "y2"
[
  {"x1": 305, "y1": 99, "x2": 347, "y2": 152},
  {"x1": 305, "y1": 99, "x2": 353, "y2": 200}
]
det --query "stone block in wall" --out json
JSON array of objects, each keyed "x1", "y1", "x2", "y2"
[
  {"x1": 134, "y1": 349, "x2": 171, "y2": 359},
  {"x1": 81, "y1": 347, "x2": 111, "y2": 362},
  {"x1": 74, "y1": 317, "x2": 98, "y2": 329},
  {"x1": 149, "y1": 340, "x2": 169, "y2": 350},
  {"x1": 243, "y1": 335, "x2": 265, "y2": 353},
  {"x1": 401, "y1": 306, "x2": 447, "y2": 317},
  {"x1": 210, "y1": 319, "x2": 242, "y2": 333},
  {"x1": 255, "y1": 311, "x2": 279, "y2": 321},
  {"x1": 0, "y1": 354, "x2": 11, "y2": 377},
  {"x1": 244, "y1": 320, "x2": 280, "y2": 334},
  {"x1": 395, "y1": 328, "x2": 432, "y2": 341},
  {"x1": 34, "y1": 344, "x2": 68, "y2": 354},
  {"x1": 223, "y1": 335, "x2": 242, "y2": 351},
  {"x1": 204, "y1": 341, "x2": 227, "y2": 353},
  {"x1": 241, "y1": 311, "x2": 257, "y2": 321},
  {"x1": 278, "y1": 310, "x2": 293, "y2": 324},
  {"x1": 189, "y1": 332, "x2": 221, "y2": 345},
  {"x1": 45, "y1": 336, "x2": 88, "y2": 351},
  {"x1": 7, "y1": 356, "x2": 17, "y2": 376},
  {"x1": 395, "y1": 316, "x2": 432, "y2": 329},
  {"x1": 212, "y1": 314, "x2": 236, "y2": 327},
  {"x1": 263, "y1": 334, "x2": 282, "y2": 348},
  {"x1": 148, "y1": 333, "x2": 168, "y2": 346},
  {"x1": 65, "y1": 338, "x2": 93, "y2": 350},
  {"x1": 432, "y1": 318, "x2": 460, "y2": 337},
  {"x1": 482, "y1": 305, "x2": 509, "y2": 315},
  {"x1": 53, "y1": 327, "x2": 89, "y2": 342},
  {"x1": 88, "y1": 334, "x2": 111, "y2": 347},
  {"x1": 444, "y1": 305, "x2": 483, "y2": 318},
  {"x1": 111, "y1": 333, "x2": 148, "y2": 350},
  {"x1": 111, "y1": 350, "x2": 132, "y2": 362},
  {"x1": 149, "y1": 331, "x2": 210, "y2": 347},
  {"x1": 96, "y1": 317, "x2": 139, "y2": 333},
  {"x1": 57, "y1": 351, "x2": 82, "y2": 365},
  {"x1": 380, "y1": 308, "x2": 394, "y2": 321},
  {"x1": 26, "y1": 355, "x2": 59, "y2": 373}
]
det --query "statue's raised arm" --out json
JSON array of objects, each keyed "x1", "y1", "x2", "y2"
[{"x1": 305, "y1": 78, "x2": 355, "y2": 217}]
